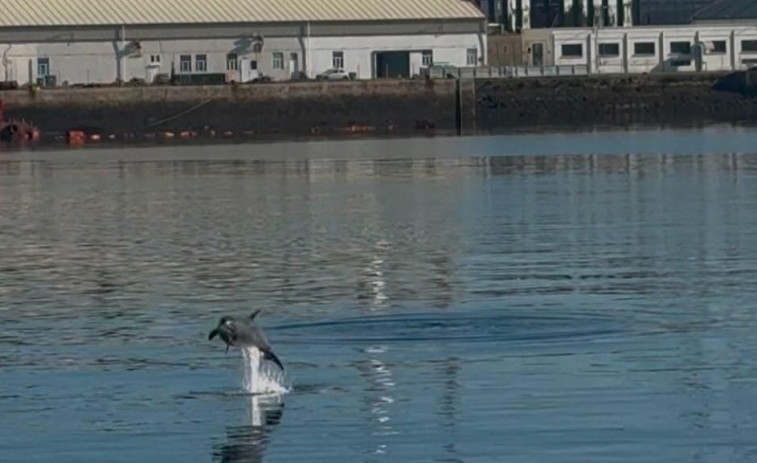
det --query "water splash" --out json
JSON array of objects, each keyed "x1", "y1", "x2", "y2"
[{"x1": 240, "y1": 347, "x2": 289, "y2": 394}]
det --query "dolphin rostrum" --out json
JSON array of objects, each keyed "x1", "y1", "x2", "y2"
[{"x1": 208, "y1": 310, "x2": 284, "y2": 370}]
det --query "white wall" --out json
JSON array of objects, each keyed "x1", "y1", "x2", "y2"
[
  {"x1": 308, "y1": 33, "x2": 483, "y2": 79},
  {"x1": 552, "y1": 25, "x2": 757, "y2": 75},
  {"x1": 0, "y1": 32, "x2": 483, "y2": 85},
  {"x1": 0, "y1": 44, "x2": 36, "y2": 83},
  {"x1": 553, "y1": 30, "x2": 591, "y2": 69},
  {"x1": 0, "y1": 38, "x2": 304, "y2": 85},
  {"x1": 697, "y1": 31, "x2": 732, "y2": 72}
]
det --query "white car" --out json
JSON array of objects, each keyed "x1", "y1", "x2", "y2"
[{"x1": 316, "y1": 68, "x2": 352, "y2": 81}]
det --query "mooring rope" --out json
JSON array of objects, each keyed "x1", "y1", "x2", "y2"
[{"x1": 146, "y1": 95, "x2": 216, "y2": 129}]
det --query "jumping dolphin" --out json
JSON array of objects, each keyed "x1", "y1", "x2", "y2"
[{"x1": 209, "y1": 310, "x2": 284, "y2": 370}]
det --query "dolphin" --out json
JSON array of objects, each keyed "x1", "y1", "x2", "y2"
[{"x1": 209, "y1": 310, "x2": 284, "y2": 370}]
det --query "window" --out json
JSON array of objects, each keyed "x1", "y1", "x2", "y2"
[
  {"x1": 561, "y1": 44, "x2": 583, "y2": 58},
  {"x1": 633, "y1": 42, "x2": 656, "y2": 56},
  {"x1": 670, "y1": 41, "x2": 691, "y2": 55},
  {"x1": 332, "y1": 51, "x2": 344, "y2": 69},
  {"x1": 179, "y1": 55, "x2": 192, "y2": 72},
  {"x1": 742, "y1": 40, "x2": 757, "y2": 53},
  {"x1": 710, "y1": 40, "x2": 727, "y2": 54},
  {"x1": 250, "y1": 60, "x2": 258, "y2": 70},
  {"x1": 195, "y1": 54, "x2": 207, "y2": 72},
  {"x1": 226, "y1": 53, "x2": 238, "y2": 71},
  {"x1": 150, "y1": 55, "x2": 161, "y2": 64},
  {"x1": 422, "y1": 50, "x2": 433, "y2": 67},
  {"x1": 598, "y1": 43, "x2": 620, "y2": 57},
  {"x1": 37, "y1": 57, "x2": 50, "y2": 77},
  {"x1": 466, "y1": 47, "x2": 478, "y2": 65},
  {"x1": 273, "y1": 52, "x2": 284, "y2": 69}
]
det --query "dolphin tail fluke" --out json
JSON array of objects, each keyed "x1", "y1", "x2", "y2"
[
  {"x1": 263, "y1": 349, "x2": 284, "y2": 371},
  {"x1": 209, "y1": 328, "x2": 219, "y2": 341}
]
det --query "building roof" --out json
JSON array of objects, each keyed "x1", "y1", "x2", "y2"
[
  {"x1": 0, "y1": 0, "x2": 483, "y2": 27},
  {"x1": 693, "y1": 0, "x2": 757, "y2": 21}
]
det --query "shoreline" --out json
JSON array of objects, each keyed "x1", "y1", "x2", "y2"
[
  {"x1": 1, "y1": 73, "x2": 755, "y2": 150},
  {"x1": 3, "y1": 120, "x2": 757, "y2": 155}
]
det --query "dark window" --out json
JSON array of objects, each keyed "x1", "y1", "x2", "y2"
[
  {"x1": 273, "y1": 52, "x2": 284, "y2": 69},
  {"x1": 226, "y1": 53, "x2": 238, "y2": 71},
  {"x1": 332, "y1": 51, "x2": 344, "y2": 69},
  {"x1": 422, "y1": 50, "x2": 433, "y2": 67},
  {"x1": 634, "y1": 42, "x2": 656, "y2": 56},
  {"x1": 250, "y1": 60, "x2": 258, "y2": 70},
  {"x1": 466, "y1": 48, "x2": 478, "y2": 65},
  {"x1": 37, "y1": 57, "x2": 50, "y2": 77},
  {"x1": 598, "y1": 43, "x2": 620, "y2": 57},
  {"x1": 710, "y1": 41, "x2": 727, "y2": 53},
  {"x1": 195, "y1": 54, "x2": 207, "y2": 72},
  {"x1": 670, "y1": 41, "x2": 691, "y2": 55},
  {"x1": 561, "y1": 44, "x2": 583, "y2": 58},
  {"x1": 742, "y1": 40, "x2": 757, "y2": 53},
  {"x1": 179, "y1": 55, "x2": 191, "y2": 72}
]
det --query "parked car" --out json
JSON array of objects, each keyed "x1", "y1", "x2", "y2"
[{"x1": 316, "y1": 68, "x2": 353, "y2": 81}]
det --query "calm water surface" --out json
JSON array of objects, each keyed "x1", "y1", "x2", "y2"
[{"x1": 2, "y1": 127, "x2": 757, "y2": 462}]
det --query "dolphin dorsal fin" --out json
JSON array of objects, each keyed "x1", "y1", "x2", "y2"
[{"x1": 250, "y1": 309, "x2": 262, "y2": 321}]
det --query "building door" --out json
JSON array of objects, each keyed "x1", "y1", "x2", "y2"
[
  {"x1": 289, "y1": 53, "x2": 299, "y2": 78},
  {"x1": 374, "y1": 51, "x2": 410, "y2": 78},
  {"x1": 532, "y1": 43, "x2": 544, "y2": 66},
  {"x1": 240, "y1": 58, "x2": 260, "y2": 82},
  {"x1": 146, "y1": 64, "x2": 160, "y2": 84}
]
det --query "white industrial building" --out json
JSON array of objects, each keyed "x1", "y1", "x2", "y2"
[
  {"x1": 530, "y1": 24, "x2": 757, "y2": 74},
  {"x1": 0, "y1": 0, "x2": 486, "y2": 86}
]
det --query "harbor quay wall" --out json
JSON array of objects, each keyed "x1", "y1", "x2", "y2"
[
  {"x1": 0, "y1": 80, "x2": 458, "y2": 139},
  {"x1": 1, "y1": 73, "x2": 756, "y2": 142},
  {"x1": 475, "y1": 73, "x2": 757, "y2": 130}
]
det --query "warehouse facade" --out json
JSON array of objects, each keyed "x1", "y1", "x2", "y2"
[
  {"x1": 548, "y1": 24, "x2": 757, "y2": 73},
  {"x1": 0, "y1": 0, "x2": 486, "y2": 85}
]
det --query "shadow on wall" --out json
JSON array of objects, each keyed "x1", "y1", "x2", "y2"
[
  {"x1": 712, "y1": 68, "x2": 757, "y2": 96},
  {"x1": 648, "y1": 57, "x2": 692, "y2": 74},
  {"x1": 231, "y1": 36, "x2": 264, "y2": 56}
]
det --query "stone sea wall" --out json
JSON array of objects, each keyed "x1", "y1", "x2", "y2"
[
  {"x1": 1, "y1": 73, "x2": 755, "y2": 143},
  {"x1": 0, "y1": 80, "x2": 458, "y2": 140},
  {"x1": 475, "y1": 73, "x2": 757, "y2": 131}
]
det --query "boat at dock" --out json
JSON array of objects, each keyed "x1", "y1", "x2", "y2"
[{"x1": 0, "y1": 99, "x2": 40, "y2": 144}]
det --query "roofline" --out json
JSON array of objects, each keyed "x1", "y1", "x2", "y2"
[
  {"x1": 0, "y1": 16, "x2": 485, "y2": 30},
  {"x1": 546, "y1": 24, "x2": 757, "y2": 32},
  {"x1": 0, "y1": 18, "x2": 486, "y2": 43},
  {"x1": 0, "y1": 17, "x2": 484, "y2": 28}
]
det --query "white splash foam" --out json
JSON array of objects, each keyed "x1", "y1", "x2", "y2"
[{"x1": 240, "y1": 346, "x2": 290, "y2": 394}]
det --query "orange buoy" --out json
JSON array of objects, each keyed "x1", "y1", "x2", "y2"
[{"x1": 67, "y1": 130, "x2": 86, "y2": 145}]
